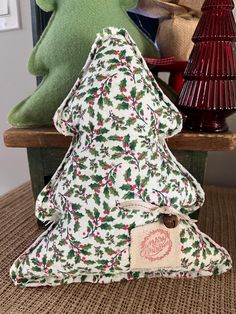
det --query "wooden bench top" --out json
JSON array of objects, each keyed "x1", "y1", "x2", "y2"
[{"x1": 4, "y1": 127, "x2": 236, "y2": 151}]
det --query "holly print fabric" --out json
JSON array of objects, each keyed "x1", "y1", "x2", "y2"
[
  {"x1": 10, "y1": 28, "x2": 231, "y2": 287},
  {"x1": 10, "y1": 202, "x2": 232, "y2": 287}
]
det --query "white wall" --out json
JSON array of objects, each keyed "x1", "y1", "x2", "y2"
[
  {"x1": 0, "y1": 1, "x2": 35, "y2": 195},
  {"x1": 0, "y1": 2, "x2": 235, "y2": 196}
]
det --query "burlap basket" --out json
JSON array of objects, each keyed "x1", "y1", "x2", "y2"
[
  {"x1": 137, "y1": 0, "x2": 199, "y2": 60},
  {"x1": 178, "y1": 0, "x2": 204, "y2": 14},
  {"x1": 157, "y1": 14, "x2": 198, "y2": 60}
]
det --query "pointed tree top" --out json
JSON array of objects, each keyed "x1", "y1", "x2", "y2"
[{"x1": 202, "y1": 0, "x2": 235, "y2": 10}]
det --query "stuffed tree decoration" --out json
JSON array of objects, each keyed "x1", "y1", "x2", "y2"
[
  {"x1": 10, "y1": 28, "x2": 231, "y2": 287},
  {"x1": 8, "y1": 0, "x2": 158, "y2": 128}
]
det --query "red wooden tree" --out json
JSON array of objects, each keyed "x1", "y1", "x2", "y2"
[{"x1": 177, "y1": 0, "x2": 236, "y2": 132}]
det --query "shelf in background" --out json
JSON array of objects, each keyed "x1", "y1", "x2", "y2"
[{"x1": 4, "y1": 127, "x2": 236, "y2": 151}]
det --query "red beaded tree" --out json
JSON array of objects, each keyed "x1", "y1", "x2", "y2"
[{"x1": 177, "y1": 0, "x2": 236, "y2": 132}]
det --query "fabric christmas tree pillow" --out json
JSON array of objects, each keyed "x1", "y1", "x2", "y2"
[{"x1": 10, "y1": 28, "x2": 231, "y2": 287}]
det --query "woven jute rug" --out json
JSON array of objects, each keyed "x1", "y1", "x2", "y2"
[{"x1": 0, "y1": 183, "x2": 235, "y2": 314}]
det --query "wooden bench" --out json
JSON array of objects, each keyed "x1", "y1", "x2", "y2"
[{"x1": 4, "y1": 128, "x2": 236, "y2": 211}]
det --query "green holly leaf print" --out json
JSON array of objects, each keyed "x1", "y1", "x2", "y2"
[
  {"x1": 112, "y1": 146, "x2": 124, "y2": 153},
  {"x1": 95, "y1": 135, "x2": 106, "y2": 142},
  {"x1": 117, "y1": 234, "x2": 129, "y2": 240},
  {"x1": 95, "y1": 236, "x2": 105, "y2": 244},
  {"x1": 159, "y1": 123, "x2": 167, "y2": 130},
  {"x1": 32, "y1": 258, "x2": 40, "y2": 266},
  {"x1": 85, "y1": 95, "x2": 95, "y2": 103},
  {"x1": 104, "y1": 247, "x2": 115, "y2": 255},
  {"x1": 88, "y1": 87, "x2": 99, "y2": 95},
  {"x1": 32, "y1": 266, "x2": 42, "y2": 272},
  {"x1": 89, "y1": 148, "x2": 99, "y2": 156},
  {"x1": 97, "y1": 259, "x2": 109, "y2": 267},
  {"x1": 74, "y1": 222, "x2": 80, "y2": 232},
  {"x1": 104, "y1": 49, "x2": 116, "y2": 55},
  {"x1": 93, "y1": 193, "x2": 101, "y2": 206},
  {"x1": 88, "y1": 106, "x2": 95, "y2": 117},
  {"x1": 141, "y1": 177, "x2": 149, "y2": 186},
  {"x1": 124, "y1": 168, "x2": 131, "y2": 181},
  {"x1": 119, "y1": 78, "x2": 127, "y2": 91},
  {"x1": 124, "y1": 191, "x2": 135, "y2": 200},
  {"x1": 124, "y1": 134, "x2": 130, "y2": 144},
  {"x1": 108, "y1": 135, "x2": 123, "y2": 141},
  {"x1": 75, "y1": 255, "x2": 81, "y2": 264},
  {"x1": 130, "y1": 87, "x2": 136, "y2": 99},
  {"x1": 108, "y1": 58, "x2": 120, "y2": 64},
  {"x1": 100, "y1": 223, "x2": 111, "y2": 230},
  {"x1": 11, "y1": 270, "x2": 16, "y2": 280},
  {"x1": 107, "y1": 63, "x2": 118, "y2": 71},
  {"x1": 192, "y1": 250, "x2": 200, "y2": 257},
  {"x1": 99, "y1": 160, "x2": 110, "y2": 170},
  {"x1": 25, "y1": 256, "x2": 30, "y2": 266},
  {"x1": 67, "y1": 250, "x2": 75, "y2": 259},
  {"x1": 104, "y1": 97, "x2": 113, "y2": 106},
  {"x1": 83, "y1": 244, "x2": 92, "y2": 250},
  {"x1": 126, "y1": 117, "x2": 136, "y2": 126},
  {"x1": 59, "y1": 239, "x2": 67, "y2": 246},
  {"x1": 96, "y1": 74, "x2": 107, "y2": 81},
  {"x1": 125, "y1": 55, "x2": 132, "y2": 63},
  {"x1": 97, "y1": 112, "x2": 103, "y2": 123},
  {"x1": 103, "y1": 201, "x2": 109, "y2": 212},
  {"x1": 97, "y1": 97, "x2": 104, "y2": 109},
  {"x1": 99, "y1": 128, "x2": 109, "y2": 134},
  {"x1": 129, "y1": 140, "x2": 137, "y2": 151},
  {"x1": 180, "y1": 237, "x2": 188, "y2": 244},
  {"x1": 109, "y1": 186, "x2": 119, "y2": 196},
  {"x1": 183, "y1": 247, "x2": 192, "y2": 254},
  {"x1": 42, "y1": 255, "x2": 47, "y2": 266},
  {"x1": 104, "y1": 216, "x2": 115, "y2": 222},
  {"x1": 68, "y1": 164, "x2": 73, "y2": 175},
  {"x1": 80, "y1": 249, "x2": 92, "y2": 256},
  {"x1": 136, "y1": 90, "x2": 145, "y2": 99},
  {"x1": 115, "y1": 94, "x2": 127, "y2": 101},
  {"x1": 192, "y1": 241, "x2": 199, "y2": 248},
  {"x1": 93, "y1": 208, "x2": 100, "y2": 219},
  {"x1": 85, "y1": 209, "x2": 94, "y2": 220},
  {"x1": 36, "y1": 245, "x2": 43, "y2": 256},
  {"x1": 224, "y1": 259, "x2": 231, "y2": 267},
  {"x1": 114, "y1": 223, "x2": 126, "y2": 229},
  {"x1": 79, "y1": 175, "x2": 90, "y2": 181},
  {"x1": 138, "y1": 151, "x2": 147, "y2": 160},
  {"x1": 135, "y1": 175, "x2": 141, "y2": 187},
  {"x1": 121, "y1": 184, "x2": 131, "y2": 191},
  {"x1": 117, "y1": 102, "x2": 129, "y2": 110},
  {"x1": 104, "y1": 186, "x2": 109, "y2": 198},
  {"x1": 176, "y1": 114, "x2": 182, "y2": 126},
  {"x1": 194, "y1": 259, "x2": 200, "y2": 267},
  {"x1": 72, "y1": 203, "x2": 81, "y2": 210},
  {"x1": 206, "y1": 248, "x2": 212, "y2": 255},
  {"x1": 170, "y1": 197, "x2": 178, "y2": 205},
  {"x1": 92, "y1": 175, "x2": 103, "y2": 182}
]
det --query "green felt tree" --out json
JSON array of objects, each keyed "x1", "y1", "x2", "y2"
[{"x1": 8, "y1": 0, "x2": 158, "y2": 128}]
